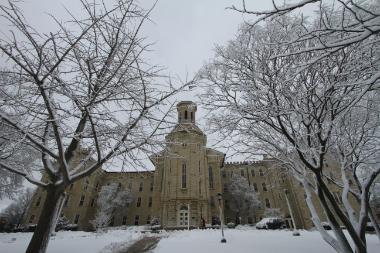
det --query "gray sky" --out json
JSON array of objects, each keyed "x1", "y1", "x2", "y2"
[
  {"x1": 0, "y1": 0, "x2": 319, "y2": 209},
  {"x1": 0, "y1": 0, "x2": 276, "y2": 157}
]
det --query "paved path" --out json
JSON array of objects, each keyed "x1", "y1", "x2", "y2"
[{"x1": 121, "y1": 236, "x2": 161, "y2": 253}]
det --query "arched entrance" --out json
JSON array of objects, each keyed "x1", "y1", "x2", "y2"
[{"x1": 178, "y1": 205, "x2": 189, "y2": 227}]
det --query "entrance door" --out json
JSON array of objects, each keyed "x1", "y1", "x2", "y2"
[{"x1": 178, "y1": 205, "x2": 189, "y2": 227}]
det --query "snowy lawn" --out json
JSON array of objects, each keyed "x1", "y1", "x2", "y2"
[
  {"x1": 0, "y1": 226, "x2": 147, "y2": 253},
  {"x1": 1, "y1": 226, "x2": 379, "y2": 253},
  {"x1": 154, "y1": 227, "x2": 380, "y2": 253}
]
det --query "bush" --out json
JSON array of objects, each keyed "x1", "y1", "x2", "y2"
[{"x1": 227, "y1": 222, "x2": 236, "y2": 228}]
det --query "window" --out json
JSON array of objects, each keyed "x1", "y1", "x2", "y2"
[
  {"x1": 150, "y1": 182, "x2": 154, "y2": 191},
  {"x1": 259, "y1": 169, "x2": 264, "y2": 176},
  {"x1": 147, "y1": 215, "x2": 151, "y2": 224},
  {"x1": 148, "y1": 197, "x2": 152, "y2": 207},
  {"x1": 198, "y1": 161, "x2": 201, "y2": 174},
  {"x1": 95, "y1": 182, "x2": 100, "y2": 191},
  {"x1": 251, "y1": 170, "x2": 255, "y2": 177},
  {"x1": 139, "y1": 182, "x2": 143, "y2": 192},
  {"x1": 90, "y1": 198, "x2": 96, "y2": 207},
  {"x1": 241, "y1": 170, "x2": 245, "y2": 176},
  {"x1": 265, "y1": 199, "x2": 271, "y2": 208},
  {"x1": 83, "y1": 179, "x2": 89, "y2": 191},
  {"x1": 134, "y1": 215, "x2": 139, "y2": 225},
  {"x1": 182, "y1": 163, "x2": 187, "y2": 188},
  {"x1": 36, "y1": 196, "x2": 41, "y2": 207},
  {"x1": 64, "y1": 196, "x2": 70, "y2": 207},
  {"x1": 253, "y1": 183, "x2": 258, "y2": 192},
  {"x1": 208, "y1": 166, "x2": 214, "y2": 188},
  {"x1": 29, "y1": 215, "x2": 35, "y2": 223},
  {"x1": 262, "y1": 183, "x2": 267, "y2": 191},
  {"x1": 222, "y1": 171, "x2": 226, "y2": 178},
  {"x1": 185, "y1": 110, "x2": 188, "y2": 119},
  {"x1": 122, "y1": 216, "x2": 127, "y2": 225},
  {"x1": 191, "y1": 111, "x2": 194, "y2": 121},
  {"x1": 117, "y1": 182, "x2": 122, "y2": 191},
  {"x1": 79, "y1": 195, "x2": 85, "y2": 206},
  {"x1": 137, "y1": 197, "x2": 141, "y2": 207},
  {"x1": 74, "y1": 214, "x2": 80, "y2": 224}
]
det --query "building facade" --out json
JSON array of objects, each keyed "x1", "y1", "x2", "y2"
[{"x1": 24, "y1": 101, "x2": 360, "y2": 231}]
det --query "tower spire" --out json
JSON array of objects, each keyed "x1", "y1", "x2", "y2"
[{"x1": 177, "y1": 101, "x2": 197, "y2": 124}]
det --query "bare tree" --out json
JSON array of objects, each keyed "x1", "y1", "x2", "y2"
[
  {"x1": 91, "y1": 183, "x2": 133, "y2": 231},
  {"x1": 0, "y1": 188, "x2": 34, "y2": 231},
  {"x1": 230, "y1": 0, "x2": 380, "y2": 55},
  {"x1": 0, "y1": 93, "x2": 39, "y2": 198},
  {"x1": 227, "y1": 173, "x2": 261, "y2": 224},
  {"x1": 200, "y1": 4, "x2": 379, "y2": 252},
  {"x1": 0, "y1": 0, "x2": 187, "y2": 252}
]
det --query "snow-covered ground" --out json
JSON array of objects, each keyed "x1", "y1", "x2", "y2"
[
  {"x1": 0, "y1": 226, "x2": 379, "y2": 253},
  {"x1": 155, "y1": 228, "x2": 380, "y2": 253},
  {"x1": 0, "y1": 227, "x2": 146, "y2": 253}
]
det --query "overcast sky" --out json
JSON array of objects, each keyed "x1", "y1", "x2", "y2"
[{"x1": 0, "y1": 0, "x2": 320, "y2": 208}]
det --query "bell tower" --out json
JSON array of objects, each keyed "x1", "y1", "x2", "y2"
[
  {"x1": 177, "y1": 101, "x2": 197, "y2": 124},
  {"x1": 151, "y1": 101, "x2": 225, "y2": 229}
]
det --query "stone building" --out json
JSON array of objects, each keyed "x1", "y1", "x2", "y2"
[{"x1": 23, "y1": 101, "x2": 360, "y2": 230}]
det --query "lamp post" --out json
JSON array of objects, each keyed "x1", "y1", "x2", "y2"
[
  {"x1": 188, "y1": 203, "x2": 190, "y2": 230},
  {"x1": 217, "y1": 193, "x2": 227, "y2": 243},
  {"x1": 284, "y1": 189, "x2": 300, "y2": 236}
]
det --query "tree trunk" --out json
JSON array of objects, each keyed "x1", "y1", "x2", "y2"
[
  {"x1": 368, "y1": 205, "x2": 380, "y2": 242},
  {"x1": 316, "y1": 173, "x2": 367, "y2": 253},
  {"x1": 25, "y1": 186, "x2": 65, "y2": 253}
]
